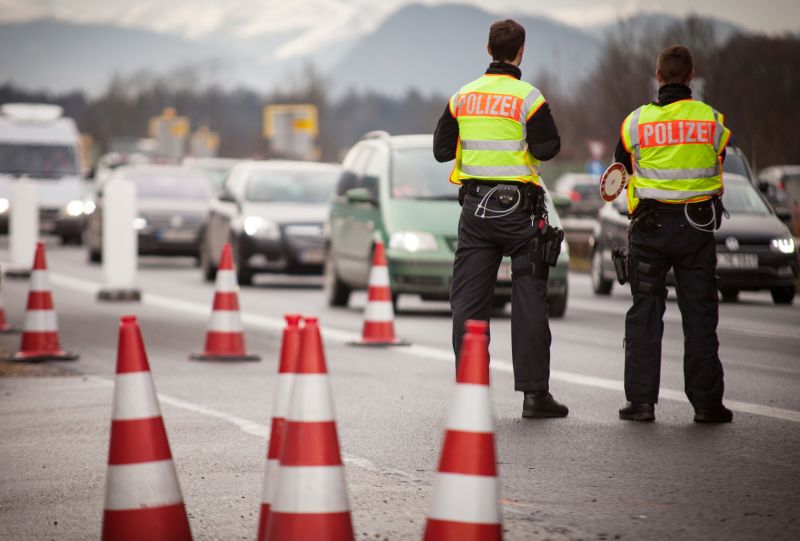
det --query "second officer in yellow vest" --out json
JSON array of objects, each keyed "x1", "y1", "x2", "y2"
[
  {"x1": 615, "y1": 45, "x2": 733, "y2": 423},
  {"x1": 434, "y1": 19, "x2": 568, "y2": 418}
]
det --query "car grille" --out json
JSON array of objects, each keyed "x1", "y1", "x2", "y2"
[
  {"x1": 283, "y1": 223, "x2": 324, "y2": 250},
  {"x1": 396, "y1": 275, "x2": 446, "y2": 287},
  {"x1": 40, "y1": 208, "x2": 59, "y2": 222},
  {"x1": 142, "y1": 212, "x2": 204, "y2": 230}
]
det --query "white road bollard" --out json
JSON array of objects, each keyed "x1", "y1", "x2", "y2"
[
  {"x1": 98, "y1": 177, "x2": 141, "y2": 301},
  {"x1": 7, "y1": 179, "x2": 38, "y2": 278}
]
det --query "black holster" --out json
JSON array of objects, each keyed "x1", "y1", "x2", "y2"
[{"x1": 611, "y1": 248, "x2": 629, "y2": 284}]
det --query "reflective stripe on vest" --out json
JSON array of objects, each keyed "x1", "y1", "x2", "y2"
[
  {"x1": 449, "y1": 75, "x2": 545, "y2": 185},
  {"x1": 621, "y1": 99, "x2": 730, "y2": 212}
]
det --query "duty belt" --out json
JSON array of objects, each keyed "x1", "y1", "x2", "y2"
[{"x1": 466, "y1": 181, "x2": 527, "y2": 196}]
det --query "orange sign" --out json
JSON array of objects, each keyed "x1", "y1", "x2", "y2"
[
  {"x1": 454, "y1": 92, "x2": 521, "y2": 120},
  {"x1": 638, "y1": 120, "x2": 715, "y2": 148}
]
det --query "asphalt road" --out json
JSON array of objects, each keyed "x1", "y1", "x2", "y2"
[{"x1": 1, "y1": 240, "x2": 799, "y2": 540}]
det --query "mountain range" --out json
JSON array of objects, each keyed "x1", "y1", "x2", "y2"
[{"x1": 0, "y1": 3, "x2": 745, "y2": 98}]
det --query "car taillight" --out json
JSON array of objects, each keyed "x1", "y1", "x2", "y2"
[{"x1": 569, "y1": 190, "x2": 582, "y2": 202}]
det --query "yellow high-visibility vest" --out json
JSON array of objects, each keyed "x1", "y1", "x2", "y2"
[
  {"x1": 621, "y1": 98, "x2": 732, "y2": 213},
  {"x1": 449, "y1": 74, "x2": 546, "y2": 185}
]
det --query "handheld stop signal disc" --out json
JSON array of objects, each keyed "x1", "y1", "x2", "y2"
[{"x1": 599, "y1": 162, "x2": 628, "y2": 202}]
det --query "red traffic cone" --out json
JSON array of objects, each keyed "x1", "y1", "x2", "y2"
[
  {"x1": 191, "y1": 243, "x2": 260, "y2": 361},
  {"x1": 102, "y1": 315, "x2": 192, "y2": 541},
  {"x1": 348, "y1": 242, "x2": 408, "y2": 346},
  {"x1": 423, "y1": 320, "x2": 502, "y2": 541},
  {"x1": 0, "y1": 274, "x2": 18, "y2": 333},
  {"x1": 266, "y1": 317, "x2": 355, "y2": 541},
  {"x1": 7, "y1": 242, "x2": 77, "y2": 361},
  {"x1": 257, "y1": 314, "x2": 303, "y2": 540}
]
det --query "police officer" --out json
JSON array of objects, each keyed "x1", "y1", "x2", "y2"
[
  {"x1": 433, "y1": 19, "x2": 568, "y2": 419},
  {"x1": 615, "y1": 45, "x2": 733, "y2": 423}
]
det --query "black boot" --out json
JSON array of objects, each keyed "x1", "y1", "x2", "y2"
[
  {"x1": 522, "y1": 392, "x2": 568, "y2": 419},
  {"x1": 694, "y1": 404, "x2": 733, "y2": 423},
  {"x1": 619, "y1": 402, "x2": 655, "y2": 422}
]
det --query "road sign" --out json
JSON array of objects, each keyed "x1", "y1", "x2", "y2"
[
  {"x1": 587, "y1": 159, "x2": 605, "y2": 176},
  {"x1": 148, "y1": 107, "x2": 191, "y2": 161},
  {"x1": 190, "y1": 127, "x2": 220, "y2": 158},
  {"x1": 263, "y1": 104, "x2": 319, "y2": 160}
]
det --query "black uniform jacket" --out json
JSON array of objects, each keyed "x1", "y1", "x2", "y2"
[
  {"x1": 615, "y1": 84, "x2": 726, "y2": 174},
  {"x1": 433, "y1": 62, "x2": 561, "y2": 164}
]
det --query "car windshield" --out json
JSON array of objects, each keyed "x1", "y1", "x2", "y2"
[
  {"x1": 722, "y1": 180, "x2": 771, "y2": 216},
  {"x1": 199, "y1": 166, "x2": 232, "y2": 190},
  {"x1": 0, "y1": 143, "x2": 79, "y2": 177},
  {"x1": 127, "y1": 170, "x2": 212, "y2": 199},
  {"x1": 722, "y1": 152, "x2": 752, "y2": 181},
  {"x1": 245, "y1": 168, "x2": 338, "y2": 203},
  {"x1": 391, "y1": 148, "x2": 457, "y2": 200}
]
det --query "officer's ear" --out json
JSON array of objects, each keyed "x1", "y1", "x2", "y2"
[
  {"x1": 514, "y1": 45, "x2": 525, "y2": 64},
  {"x1": 487, "y1": 44, "x2": 493, "y2": 59},
  {"x1": 655, "y1": 69, "x2": 665, "y2": 85},
  {"x1": 684, "y1": 68, "x2": 695, "y2": 85}
]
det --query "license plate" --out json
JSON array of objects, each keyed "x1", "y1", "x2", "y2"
[
  {"x1": 497, "y1": 262, "x2": 512, "y2": 281},
  {"x1": 299, "y1": 248, "x2": 325, "y2": 264},
  {"x1": 160, "y1": 229, "x2": 195, "y2": 242},
  {"x1": 717, "y1": 253, "x2": 758, "y2": 269}
]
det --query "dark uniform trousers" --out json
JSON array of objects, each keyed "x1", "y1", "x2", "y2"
[
  {"x1": 625, "y1": 208, "x2": 725, "y2": 408},
  {"x1": 450, "y1": 189, "x2": 551, "y2": 393}
]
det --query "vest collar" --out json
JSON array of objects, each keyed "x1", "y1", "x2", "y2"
[
  {"x1": 485, "y1": 62, "x2": 521, "y2": 80},
  {"x1": 657, "y1": 84, "x2": 692, "y2": 106}
]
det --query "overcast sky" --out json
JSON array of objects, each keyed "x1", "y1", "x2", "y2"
[{"x1": 0, "y1": 0, "x2": 797, "y2": 38}]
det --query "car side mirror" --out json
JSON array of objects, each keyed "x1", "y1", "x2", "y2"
[
  {"x1": 758, "y1": 181, "x2": 770, "y2": 193},
  {"x1": 551, "y1": 194, "x2": 572, "y2": 212},
  {"x1": 346, "y1": 187, "x2": 377, "y2": 206},
  {"x1": 219, "y1": 189, "x2": 236, "y2": 203},
  {"x1": 775, "y1": 208, "x2": 792, "y2": 222}
]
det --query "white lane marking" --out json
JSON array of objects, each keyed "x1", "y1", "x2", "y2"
[
  {"x1": 46, "y1": 272, "x2": 800, "y2": 424},
  {"x1": 87, "y1": 376, "x2": 393, "y2": 475},
  {"x1": 428, "y1": 472, "x2": 501, "y2": 524},
  {"x1": 104, "y1": 459, "x2": 184, "y2": 510}
]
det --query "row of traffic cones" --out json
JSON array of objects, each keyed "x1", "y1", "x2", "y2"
[
  {"x1": 102, "y1": 314, "x2": 499, "y2": 540},
  {"x1": 2, "y1": 239, "x2": 409, "y2": 363}
]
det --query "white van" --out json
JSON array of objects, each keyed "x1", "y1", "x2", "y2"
[{"x1": 0, "y1": 103, "x2": 87, "y2": 243}]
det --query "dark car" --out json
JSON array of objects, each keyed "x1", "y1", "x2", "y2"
[
  {"x1": 553, "y1": 172, "x2": 604, "y2": 218},
  {"x1": 85, "y1": 165, "x2": 212, "y2": 262},
  {"x1": 200, "y1": 160, "x2": 340, "y2": 285},
  {"x1": 590, "y1": 173, "x2": 799, "y2": 304}
]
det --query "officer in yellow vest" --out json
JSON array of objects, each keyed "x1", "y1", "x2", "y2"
[
  {"x1": 615, "y1": 45, "x2": 733, "y2": 423},
  {"x1": 434, "y1": 19, "x2": 568, "y2": 418}
]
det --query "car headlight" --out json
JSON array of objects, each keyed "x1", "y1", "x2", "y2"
[
  {"x1": 83, "y1": 200, "x2": 96, "y2": 215},
  {"x1": 243, "y1": 216, "x2": 281, "y2": 239},
  {"x1": 132, "y1": 217, "x2": 147, "y2": 230},
  {"x1": 65, "y1": 200, "x2": 84, "y2": 217},
  {"x1": 0, "y1": 198, "x2": 8, "y2": 214},
  {"x1": 771, "y1": 237, "x2": 796, "y2": 254},
  {"x1": 389, "y1": 231, "x2": 438, "y2": 252}
]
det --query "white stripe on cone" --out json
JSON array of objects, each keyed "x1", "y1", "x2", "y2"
[
  {"x1": 271, "y1": 465, "x2": 351, "y2": 513},
  {"x1": 23, "y1": 310, "x2": 58, "y2": 332},
  {"x1": 29, "y1": 270, "x2": 50, "y2": 292},
  {"x1": 364, "y1": 301, "x2": 394, "y2": 322},
  {"x1": 215, "y1": 270, "x2": 238, "y2": 293},
  {"x1": 208, "y1": 311, "x2": 244, "y2": 332},
  {"x1": 445, "y1": 384, "x2": 494, "y2": 433},
  {"x1": 368, "y1": 266, "x2": 390, "y2": 287},
  {"x1": 275, "y1": 374, "x2": 295, "y2": 418},
  {"x1": 104, "y1": 460, "x2": 184, "y2": 510},
  {"x1": 262, "y1": 457, "x2": 280, "y2": 504},
  {"x1": 112, "y1": 372, "x2": 162, "y2": 421},
  {"x1": 428, "y1": 472, "x2": 501, "y2": 524},
  {"x1": 286, "y1": 374, "x2": 336, "y2": 422}
]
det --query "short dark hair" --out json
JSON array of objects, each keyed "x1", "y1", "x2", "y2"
[
  {"x1": 657, "y1": 45, "x2": 694, "y2": 84},
  {"x1": 488, "y1": 19, "x2": 525, "y2": 62}
]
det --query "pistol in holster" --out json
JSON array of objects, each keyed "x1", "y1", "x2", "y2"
[{"x1": 611, "y1": 248, "x2": 629, "y2": 284}]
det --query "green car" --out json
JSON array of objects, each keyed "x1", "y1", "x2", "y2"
[{"x1": 324, "y1": 132, "x2": 569, "y2": 317}]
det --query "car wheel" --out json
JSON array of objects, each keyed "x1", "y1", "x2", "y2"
[
  {"x1": 324, "y1": 256, "x2": 351, "y2": 307},
  {"x1": 88, "y1": 246, "x2": 101, "y2": 264},
  {"x1": 720, "y1": 289, "x2": 739, "y2": 303},
  {"x1": 771, "y1": 286, "x2": 795, "y2": 305},
  {"x1": 200, "y1": 235, "x2": 217, "y2": 282},
  {"x1": 591, "y1": 249, "x2": 613, "y2": 295},
  {"x1": 549, "y1": 284, "x2": 568, "y2": 318}
]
